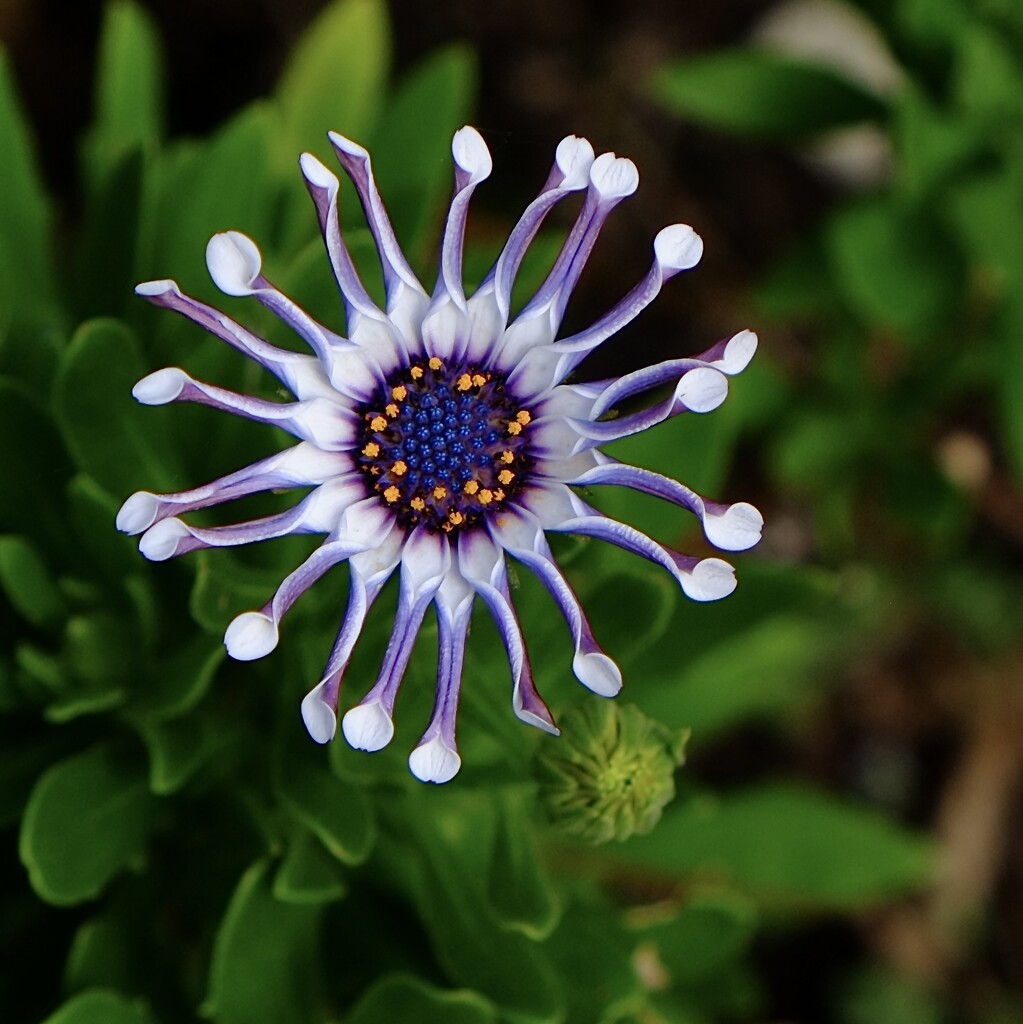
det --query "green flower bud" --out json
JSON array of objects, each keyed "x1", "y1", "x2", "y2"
[{"x1": 533, "y1": 701, "x2": 688, "y2": 844}]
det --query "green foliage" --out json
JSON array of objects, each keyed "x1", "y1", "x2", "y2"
[
  {"x1": 19, "y1": 745, "x2": 155, "y2": 906},
  {"x1": 0, "y1": 0, "x2": 961, "y2": 1022},
  {"x1": 651, "y1": 49, "x2": 887, "y2": 138}
]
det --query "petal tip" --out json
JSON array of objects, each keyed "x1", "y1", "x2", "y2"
[
  {"x1": 590, "y1": 153, "x2": 639, "y2": 198},
  {"x1": 299, "y1": 152, "x2": 338, "y2": 192},
  {"x1": 225, "y1": 611, "x2": 279, "y2": 661},
  {"x1": 654, "y1": 224, "x2": 704, "y2": 272},
  {"x1": 116, "y1": 491, "x2": 161, "y2": 535},
  {"x1": 132, "y1": 367, "x2": 187, "y2": 405},
  {"x1": 704, "y1": 502, "x2": 764, "y2": 552},
  {"x1": 135, "y1": 279, "x2": 179, "y2": 298},
  {"x1": 452, "y1": 125, "x2": 492, "y2": 180},
  {"x1": 206, "y1": 230, "x2": 262, "y2": 296},
  {"x1": 681, "y1": 557, "x2": 737, "y2": 601},
  {"x1": 677, "y1": 366, "x2": 728, "y2": 413},
  {"x1": 138, "y1": 517, "x2": 190, "y2": 561},
  {"x1": 342, "y1": 701, "x2": 394, "y2": 752},
  {"x1": 409, "y1": 737, "x2": 461, "y2": 784},
  {"x1": 555, "y1": 135, "x2": 595, "y2": 188},
  {"x1": 301, "y1": 683, "x2": 338, "y2": 743},
  {"x1": 573, "y1": 651, "x2": 623, "y2": 697}
]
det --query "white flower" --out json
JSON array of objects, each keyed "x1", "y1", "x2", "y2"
[{"x1": 118, "y1": 127, "x2": 761, "y2": 784}]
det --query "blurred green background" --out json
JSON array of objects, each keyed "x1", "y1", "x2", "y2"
[{"x1": 1, "y1": 0, "x2": 1022, "y2": 1022}]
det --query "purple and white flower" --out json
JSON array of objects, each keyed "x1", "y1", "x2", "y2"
[{"x1": 118, "y1": 126, "x2": 761, "y2": 784}]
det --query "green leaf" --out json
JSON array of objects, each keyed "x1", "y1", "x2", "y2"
[
  {"x1": 841, "y1": 965, "x2": 945, "y2": 1024},
  {"x1": 0, "y1": 723, "x2": 65, "y2": 827},
  {"x1": 635, "y1": 614, "x2": 830, "y2": 741},
  {"x1": 0, "y1": 535, "x2": 64, "y2": 627},
  {"x1": 142, "y1": 102, "x2": 278, "y2": 286},
  {"x1": 137, "y1": 712, "x2": 226, "y2": 794},
  {"x1": 273, "y1": 826, "x2": 348, "y2": 904},
  {"x1": 40, "y1": 989, "x2": 155, "y2": 1024},
  {"x1": 380, "y1": 793, "x2": 562, "y2": 1023},
  {"x1": 0, "y1": 48, "x2": 57, "y2": 322},
  {"x1": 954, "y1": 23, "x2": 1023, "y2": 120},
  {"x1": 486, "y1": 793, "x2": 559, "y2": 939},
  {"x1": 651, "y1": 49, "x2": 886, "y2": 138},
  {"x1": 189, "y1": 549, "x2": 294, "y2": 634},
  {"x1": 641, "y1": 892, "x2": 758, "y2": 983},
  {"x1": 20, "y1": 745, "x2": 156, "y2": 905},
  {"x1": 64, "y1": 919, "x2": 134, "y2": 994},
  {"x1": 276, "y1": 0, "x2": 390, "y2": 163},
  {"x1": 543, "y1": 896, "x2": 641, "y2": 1024},
  {"x1": 370, "y1": 45, "x2": 477, "y2": 257},
  {"x1": 204, "y1": 860, "x2": 325, "y2": 1024},
  {"x1": 66, "y1": 473, "x2": 140, "y2": 585},
  {"x1": 274, "y1": 736, "x2": 376, "y2": 866},
  {"x1": 827, "y1": 197, "x2": 964, "y2": 338},
  {"x1": 54, "y1": 318, "x2": 180, "y2": 495},
  {"x1": 85, "y1": 0, "x2": 164, "y2": 189},
  {"x1": 347, "y1": 975, "x2": 497, "y2": 1024},
  {"x1": 129, "y1": 635, "x2": 224, "y2": 721},
  {"x1": 894, "y1": 85, "x2": 980, "y2": 200},
  {"x1": 73, "y1": 146, "x2": 146, "y2": 320},
  {"x1": 0, "y1": 378, "x2": 74, "y2": 547},
  {"x1": 612, "y1": 783, "x2": 932, "y2": 909}
]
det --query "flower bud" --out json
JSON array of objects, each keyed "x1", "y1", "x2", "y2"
[{"x1": 533, "y1": 701, "x2": 687, "y2": 844}]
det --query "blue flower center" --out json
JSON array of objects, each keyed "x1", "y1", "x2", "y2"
[{"x1": 357, "y1": 357, "x2": 533, "y2": 533}]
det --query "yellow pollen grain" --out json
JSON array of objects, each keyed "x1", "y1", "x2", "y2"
[
  {"x1": 391, "y1": 460, "x2": 408, "y2": 476},
  {"x1": 515, "y1": 409, "x2": 532, "y2": 425},
  {"x1": 383, "y1": 485, "x2": 401, "y2": 503},
  {"x1": 410, "y1": 366, "x2": 424, "y2": 379},
  {"x1": 456, "y1": 373, "x2": 473, "y2": 391},
  {"x1": 429, "y1": 357, "x2": 443, "y2": 370},
  {"x1": 478, "y1": 489, "x2": 493, "y2": 505},
  {"x1": 370, "y1": 466, "x2": 381, "y2": 476},
  {"x1": 362, "y1": 442, "x2": 380, "y2": 458},
  {"x1": 442, "y1": 521, "x2": 453, "y2": 533},
  {"x1": 449, "y1": 511, "x2": 464, "y2": 526},
  {"x1": 497, "y1": 469, "x2": 514, "y2": 485},
  {"x1": 499, "y1": 450, "x2": 514, "y2": 464},
  {"x1": 391, "y1": 385, "x2": 408, "y2": 401},
  {"x1": 472, "y1": 374, "x2": 487, "y2": 388},
  {"x1": 385, "y1": 403, "x2": 399, "y2": 418},
  {"x1": 410, "y1": 496, "x2": 426, "y2": 511},
  {"x1": 433, "y1": 485, "x2": 448, "y2": 500},
  {"x1": 463, "y1": 480, "x2": 480, "y2": 495},
  {"x1": 370, "y1": 415, "x2": 387, "y2": 431},
  {"x1": 494, "y1": 488, "x2": 505, "y2": 501},
  {"x1": 506, "y1": 421, "x2": 522, "y2": 436}
]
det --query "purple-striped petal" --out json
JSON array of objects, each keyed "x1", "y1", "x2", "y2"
[
  {"x1": 327, "y1": 131, "x2": 428, "y2": 317},
  {"x1": 131, "y1": 367, "x2": 360, "y2": 450},
  {"x1": 300, "y1": 525, "x2": 405, "y2": 743},
  {"x1": 116, "y1": 443, "x2": 351, "y2": 536},
  {"x1": 524, "y1": 483, "x2": 737, "y2": 601},
  {"x1": 421, "y1": 127, "x2": 493, "y2": 362},
  {"x1": 506, "y1": 224, "x2": 704, "y2": 400},
  {"x1": 299, "y1": 152, "x2": 420, "y2": 365},
  {"x1": 490, "y1": 508, "x2": 621, "y2": 696},
  {"x1": 134, "y1": 279, "x2": 331, "y2": 401},
  {"x1": 408, "y1": 571, "x2": 474, "y2": 783},
  {"x1": 457, "y1": 530, "x2": 559, "y2": 734},
  {"x1": 570, "y1": 366, "x2": 729, "y2": 446},
  {"x1": 568, "y1": 459, "x2": 764, "y2": 551},
  {"x1": 137, "y1": 476, "x2": 366, "y2": 562},
  {"x1": 341, "y1": 527, "x2": 450, "y2": 752},
  {"x1": 590, "y1": 329, "x2": 758, "y2": 420}
]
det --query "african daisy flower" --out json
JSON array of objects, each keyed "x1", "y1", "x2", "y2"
[{"x1": 117, "y1": 126, "x2": 761, "y2": 784}]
